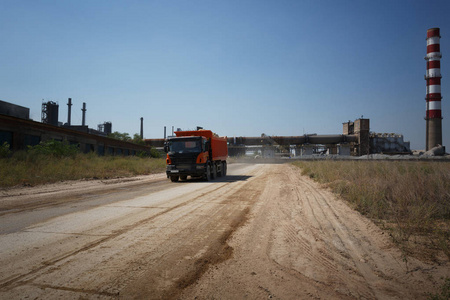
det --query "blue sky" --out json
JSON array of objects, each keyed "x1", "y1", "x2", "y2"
[{"x1": 1, "y1": 0, "x2": 449, "y2": 149}]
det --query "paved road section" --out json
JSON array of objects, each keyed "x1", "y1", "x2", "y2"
[{"x1": 0, "y1": 164, "x2": 448, "y2": 299}]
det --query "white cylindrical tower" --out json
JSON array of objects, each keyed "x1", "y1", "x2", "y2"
[{"x1": 425, "y1": 27, "x2": 443, "y2": 150}]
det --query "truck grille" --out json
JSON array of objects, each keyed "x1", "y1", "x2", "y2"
[{"x1": 170, "y1": 156, "x2": 197, "y2": 165}]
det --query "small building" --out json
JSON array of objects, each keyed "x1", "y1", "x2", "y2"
[{"x1": 0, "y1": 100, "x2": 30, "y2": 120}]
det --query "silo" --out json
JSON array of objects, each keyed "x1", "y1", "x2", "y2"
[
  {"x1": 104, "y1": 122, "x2": 112, "y2": 135},
  {"x1": 41, "y1": 101, "x2": 59, "y2": 126}
]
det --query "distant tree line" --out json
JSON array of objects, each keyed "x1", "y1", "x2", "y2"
[{"x1": 108, "y1": 132, "x2": 145, "y2": 145}]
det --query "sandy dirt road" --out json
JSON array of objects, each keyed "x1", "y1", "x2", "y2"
[{"x1": 0, "y1": 163, "x2": 448, "y2": 299}]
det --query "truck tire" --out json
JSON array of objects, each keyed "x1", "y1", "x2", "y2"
[
  {"x1": 204, "y1": 164, "x2": 211, "y2": 181},
  {"x1": 217, "y1": 163, "x2": 222, "y2": 177},
  {"x1": 180, "y1": 175, "x2": 187, "y2": 181},
  {"x1": 211, "y1": 163, "x2": 217, "y2": 179},
  {"x1": 170, "y1": 175, "x2": 179, "y2": 182},
  {"x1": 222, "y1": 161, "x2": 227, "y2": 176}
]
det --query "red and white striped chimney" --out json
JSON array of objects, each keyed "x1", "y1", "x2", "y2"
[{"x1": 425, "y1": 27, "x2": 443, "y2": 150}]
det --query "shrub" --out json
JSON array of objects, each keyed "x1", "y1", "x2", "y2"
[
  {"x1": 27, "y1": 140, "x2": 79, "y2": 158},
  {"x1": 0, "y1": 142, "x2": 12, "y2": 158},
  {"x1": 150, "y1": 147, "x2": 161, "y2": 158},
  {"x1": 137, "y1": 148, "x2": 161, "y2": 158}
]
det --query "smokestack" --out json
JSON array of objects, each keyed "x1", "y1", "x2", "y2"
[
  {"x1": 81, "y1": 102, "x2": 87, "y2": 126},
  {"x1": 425, "y1": 28, "x2": 443, "y2": 150},
  {"x1": 67, "y1": 98, "x2": 72, "y2": 125},
  {"x1": 164, "y1": 126, "x2": 166, "y2": 139},
  {"x1": 140, "y1": 117, "x2": 144, "y2": 139}
]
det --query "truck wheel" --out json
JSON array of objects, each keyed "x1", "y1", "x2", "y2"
[
  {"x1": 211, "y1": 163, "x2": 217, "y2": 179},
  {"x1": 222, "y1": 161, "x2": 227, "y2": 176},
  {"x1": 180, "y1": 175, "x2": 187, "y2": 181},
  {"x1": 170, "y1": 175, "x2": 179, "y2": 182},
  {"x1": 217, "y1": 163, "x2": 222, "y2": 177},
  {"x1": 204, "y1": 164, "x2": 211, "y2": 181}
]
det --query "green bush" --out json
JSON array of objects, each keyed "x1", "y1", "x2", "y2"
[
  {"x1": 137, "y1": 148, "x2": 161, "y2": 158},
  {"x1": 150, "y1": 147, "x2": 161, "y2": 158},
  {"x1": 0, "y1": 142, "x2": 12, "y2": 158},
  {"x1": 27, "y1": 140, "x2": 79, "y2": 158},
  {"x1": 108, "y1": 131, "x2": 131, "y2": 141}
]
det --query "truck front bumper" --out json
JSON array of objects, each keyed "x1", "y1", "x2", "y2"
[{"x1": 166, "y1": 164, "x2": 206, "y2": 177}]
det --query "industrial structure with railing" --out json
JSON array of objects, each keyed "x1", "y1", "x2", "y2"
[{"x1": 0, "y1": 99, "x2": 151, "y2": 156}]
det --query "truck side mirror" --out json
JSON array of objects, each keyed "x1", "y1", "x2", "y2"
[{"x1": 164, "y1": 144, "x2": 168, "y2": 153}]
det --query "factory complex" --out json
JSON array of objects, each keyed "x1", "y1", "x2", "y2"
[{"x1": 0, "y1": 28, "x2": 446, "y2": 158}]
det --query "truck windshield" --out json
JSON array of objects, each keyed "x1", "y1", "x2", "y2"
[{"x1": 168, "y1": 139, "x2": 202, "y2": 153}]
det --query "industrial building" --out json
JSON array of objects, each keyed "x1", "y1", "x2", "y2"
[
  {"x1": 370, "y1": 133, "x2": 411, "y2": 154},
  {"x1": 0, "y1": 99, "x2": 151, "y2": 155}
]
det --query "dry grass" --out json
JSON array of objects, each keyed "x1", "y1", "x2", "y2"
[
  {"x1": 292, "y1": 160, "x2": 450, "y2": 262},
  {"x1": 0, "y1": 152, "x2": 166, "y2": 188}
]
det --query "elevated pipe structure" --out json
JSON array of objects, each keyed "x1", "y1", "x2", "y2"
[
  {"x1": 145, "y1": 119, "x2": 368, "y2": 156},
  {"x1": 144, "y1": 134, "x2": 358, "y2": 148},
  {"x1": 227, "y1": 135, "x2": 358, "y2": 146}
]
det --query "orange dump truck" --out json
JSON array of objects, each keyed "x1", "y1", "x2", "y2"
[{"x1": 164, "y1": 130, "x2": 228, "y2": 182}]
